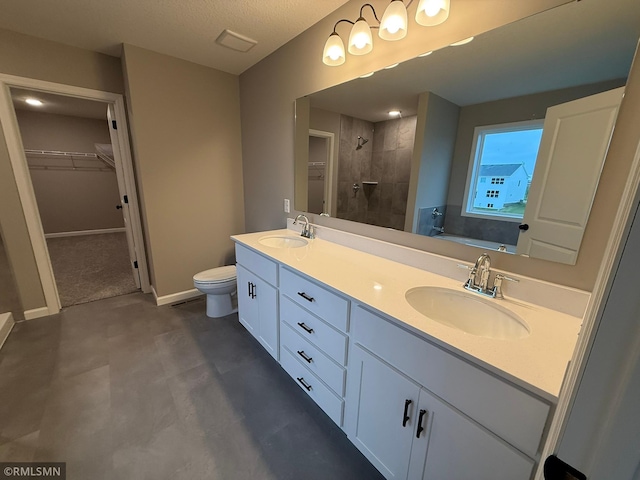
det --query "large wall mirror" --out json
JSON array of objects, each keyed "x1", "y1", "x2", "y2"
[{"x1": 294, "y1": 0, "x2": 640, "y2": 265}]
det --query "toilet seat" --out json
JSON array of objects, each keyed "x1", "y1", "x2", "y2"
[{"x1": 193, "y1": 265, "x2": 236, "y2": 285}]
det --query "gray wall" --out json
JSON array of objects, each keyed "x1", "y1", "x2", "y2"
[
  {"x1": 411, "y1": 92, "x2": 460, "y2": 234},
  {"x1": 122, "y1": 45, "x2": 245, "y2": 297},
  {"x1": 15, "y1": 110, "x2": 124, "y2": 234}
]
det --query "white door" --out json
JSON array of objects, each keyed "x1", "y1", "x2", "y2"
[
  {"x1": 409, "y1": 388, "x2": 535, "y2": 480},
  {"x1": 107, "y1": 104, "x2": 140, "y2": 288},
  {"x1": 345, "y1": 344, "x2": 420, "y2": 479},
  {"x1": 516, "y1": 87, "x2": 624, "y2": 264}
]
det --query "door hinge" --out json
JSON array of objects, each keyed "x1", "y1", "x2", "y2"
[
  {"x1": 123, "y1": 195, "x2": 129, "y2": 204},
  {"x1": 112, "y1": 120, "x2": 117, "y2": 129},
  {"x1": 133, "y1": 261, "x2": 138, "y2": 269}
]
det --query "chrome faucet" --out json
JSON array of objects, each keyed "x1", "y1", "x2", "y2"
[
  {"x1": 293, "y1": 214, "x2": 315, "y2": 239},
  {"x1": 461, "y1": 253, "x2": 519, "y2": 298}
]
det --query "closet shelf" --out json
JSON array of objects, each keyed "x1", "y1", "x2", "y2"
[{"x1": 24, "y1": 148, "x2": 115, "y2": 172}]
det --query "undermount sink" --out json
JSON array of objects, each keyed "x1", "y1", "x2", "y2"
[
  {"x1": 405, "y1": 286, "x2": 529, "y2": 340},
  {"x1": 258, "y1": 235, "x2": 309, "y2": 249}
]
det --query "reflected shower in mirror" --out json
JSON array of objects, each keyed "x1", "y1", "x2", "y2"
[{"x1": 294, "y1": 0, "x2": 640, "y2": 264}]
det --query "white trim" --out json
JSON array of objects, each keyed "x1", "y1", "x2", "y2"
[
  {"x1": 534, "y1": 136, "x2": 640, "y2": 478},
  {"x1": 44, "y1": 227, "x2": 126, "y2": 239},
  {"x1": 0, "y1": 74, "x2": 151, "y2": 318},
  {"x1": 152, "y1": 286, "x2": 203, "y2": 306},
  {"x1": 0, "y1": 312, "x2": 14, "y2": 349},
  {"x1": 23, "y1": 306, "x2": 51, "y2": 320}
]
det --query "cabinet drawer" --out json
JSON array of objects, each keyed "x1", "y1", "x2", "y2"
[
  {"x1": 280, "y1": 267, "x2": 348, "y2": 332},
  {"x1": 281, "y1": 296, "x2": 348, "y2": 365},
  {"x1": 280, "y1": 347, "x2": 344, "y2": 426},
  {"x1": 235, "y1": 244, "x2": 277, "y2": 285},
  {"x1": 352, "y1": 305, "x2": 550, "y2": 458},
  {"x1": 281, "y1": 322, "x2": 346, "y2": 396}
]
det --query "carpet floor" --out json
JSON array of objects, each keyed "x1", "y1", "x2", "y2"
[{"x1": 47, "y1": 232, "x2": 138, "y2": 307}]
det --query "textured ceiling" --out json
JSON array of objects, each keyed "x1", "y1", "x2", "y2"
[{"x1": 0, "y1": 0, "x2": 350, "y2": 75}]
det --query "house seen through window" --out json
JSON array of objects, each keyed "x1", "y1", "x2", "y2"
[{"x1": 464, "y1": 120, "x2": 544, "y2": 221}]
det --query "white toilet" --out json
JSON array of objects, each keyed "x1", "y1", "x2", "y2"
[{"x1": 193, "y1": 265, "x2": 237, "y2": 318}]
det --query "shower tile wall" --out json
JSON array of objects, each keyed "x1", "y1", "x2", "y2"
[{"x1": 337, "y1": 114, "x2": 417, "y2": 229}]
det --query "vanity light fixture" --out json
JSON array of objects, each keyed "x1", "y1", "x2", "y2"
[
  {"x1": 415, "y1": 0, "x2": 450, "y2": 26},
  {"x1": 450, "y1": 36, "x2": 474, "y2": 46},
  {"x1": 25, "y1": 98, "x2": 43, "y2": 106},
  {"x1": 323, "y1": 0, "x2": 450, "y2": 66}
]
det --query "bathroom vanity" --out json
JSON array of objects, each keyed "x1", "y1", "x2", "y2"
[{"x1": 231, "y1": 224, "x2": 584, "y2": 480}]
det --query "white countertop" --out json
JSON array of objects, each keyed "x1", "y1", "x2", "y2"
[{"x1": 232, "y1": 229, "x2": 583, "y2": 402}]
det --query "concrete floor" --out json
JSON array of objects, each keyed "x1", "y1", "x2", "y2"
[{"x1": 0, "y1": 293, "x2": 382, "y2": 479}]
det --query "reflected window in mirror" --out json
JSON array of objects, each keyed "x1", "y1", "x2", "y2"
[{"x1": 463, "y1": 120, "x2": 543, "y2": 222}]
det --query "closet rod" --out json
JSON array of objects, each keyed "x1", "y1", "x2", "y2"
[{"x1": 24, "y1": 149, "x2": 98, "y2": 159}]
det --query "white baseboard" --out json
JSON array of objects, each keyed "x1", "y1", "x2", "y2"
[
  {"x1": 0, "y1": 312, "x2": 15, "y2": 349},
  {"x1": 152, "y1": 286, "x2": 203, "y2": 306},
  {"x1": 23, "y1": 306, "x2": 51, "y2": 320},
  {"x1": 45, "y1": 227, "x2": 126, "y2": 239}
]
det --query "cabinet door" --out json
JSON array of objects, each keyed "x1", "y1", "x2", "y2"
[
  {"x1": 255, "y1": 275, "x2": 278, "y2": 360},
  {"x1": 345, "y1": 345, "x2": 420, "y2": 480},
  {"x1": 409, "y1": 388, "x2": 535, "y2": 480},
  {"x1": 237, "y1": 264, "x2": 258, "y2": 335}
]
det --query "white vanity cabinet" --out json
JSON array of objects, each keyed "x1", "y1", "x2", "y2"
[
  {"x1": 235, "y1": 245, "x2": 279, "y2": 360},
  {"x1": 345, "y1": 305, "x2": 547, "y2": 480},
  {"x1": 278, "y1": 266, "x2": 350, "y2": 426}
]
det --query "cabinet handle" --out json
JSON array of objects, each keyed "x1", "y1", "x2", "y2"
[
  {"x1": 416, "y1": 409, "x2": 427, "y2": 438},
  {"x1": 402, "y1": 399, "x2": 412, "y2": 427},
  {"x1": 297, "y1": 292, "x2": 315, "y2": 302},
  {"x1": 296, "y1": 377, "x2": 312, "y2": 391},
  {"x1": 247, "y1": 281, "x2": 252, "y2": 298},
  {"x1": 297, "y1": 350, "x2": 313, "y2": 363},
  {"x1": 297, "y1": 322, "x2": 314, "y2": 334},
  {"x1": 252, "y1": 283, "x2": 257, "y2": 298}
]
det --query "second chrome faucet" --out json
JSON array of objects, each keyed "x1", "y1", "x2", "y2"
[{"x1": 462, "y1": 253, "x2": 518, "y2": 298}]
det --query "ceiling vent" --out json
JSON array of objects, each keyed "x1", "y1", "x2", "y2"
[{"x1": 216, "y1": 29, "x2": 258, "y2": 53}]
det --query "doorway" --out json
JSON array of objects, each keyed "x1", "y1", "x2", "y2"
[
  {"x1": 308, "y1": 129, "x2": 335, "y2": 216},
  {"x1": 11, "y1": 88, "x2": 137, "y2": 307},
  {"x1": 0, "y1": 74, "x2": 150, "y2": 316}
]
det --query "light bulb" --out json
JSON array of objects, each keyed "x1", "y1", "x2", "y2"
[
  {"x1": 415, "y1": 0, "x2": 450, "y2": 26},
  {"x1": 323, "y1": 33, "x2": 346, "y2": 66},
  {"x1": 349, "y1": 18, "x2": 373, "y2": 55},
  {"x1": 424, "y1": 0, "x2": 444, "y2": 17},
  {"x1": 379, "y1": 1, "x2": 408, "y2": 41}
]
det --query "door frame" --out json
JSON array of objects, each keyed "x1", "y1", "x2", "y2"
[
  {"x1": 0, "y1": 73, "x2": 151, "y2": 316},
  {"x1": 309, "y1": 129, "x2": 335, "y2": 216}
]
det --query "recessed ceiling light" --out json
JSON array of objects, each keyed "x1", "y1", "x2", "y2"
[
  {"x1": 384, "y1": 63, "x2": 400, "y2": 69},
  {"x1": 389, "y1": 110, "x2": 401, "y2": 116},
  {"x1": 418, "y1": 51, "x2": 433, "y2": 57},
  {"x1": 450, "y1": 37, "x2": 474, "y2": 46},
  {"x1": 359, "y1": 72, "x2": 375, "y2": 78},
  {"x1": 25, "y1": 98, "x2": 43, "y2": 106}
]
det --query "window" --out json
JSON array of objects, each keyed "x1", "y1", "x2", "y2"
[{"x1": 462, "y1": 120, "x2": 544, "y2": 221}]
